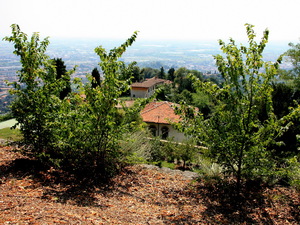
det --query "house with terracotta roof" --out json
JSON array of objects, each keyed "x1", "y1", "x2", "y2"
[
  {"x1": 140, "y1": 101, "x2": 186, "y2": 142},
  {"x1": 130, "y1": 77, "x2": 171, "y2": 98}
]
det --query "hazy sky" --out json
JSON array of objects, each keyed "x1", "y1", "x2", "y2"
[{"x1": 0, "y1": 0, "x2": 299, "y2": 43}]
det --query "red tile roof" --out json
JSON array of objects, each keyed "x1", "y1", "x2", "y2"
[
  {"x1": 131, "y1": 77, "x2": 170, "y2": 88},
  {"x1": 141, "y1": 101, "x2": 181, "y2": 124}
]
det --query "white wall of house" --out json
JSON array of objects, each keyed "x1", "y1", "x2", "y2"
[
  {"x1": 131, "y1": 84, "x2": 160, "y2": 99},
  {"x1": 131, "y1": 88, "x2": 147, "y2": 98},
  {"x1": 147, "y1": 123, "x2": 186, "y2": 142}
]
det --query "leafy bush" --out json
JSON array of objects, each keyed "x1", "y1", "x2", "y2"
[
  {"x1": 278, "y1": 157, "x2": 300, "y2": 190},
  {"x1": 197, "y1": 157, "x2": 224, "y2": 182},
  {"x1": 0, "y1": 113, "x2": 13, "y2": 122},
  {"x1": 119, "y1": 129, "x2": 154, "y2": 164},
  {"x1": 143, "y1": 137, "x2": 200, "y2": 169},
  {"x1": 176, "y1": 24, "x2": 300, "y2": 190},
  {"x1": 4, "y1": 24, "x2": 140, "y2": 179}
]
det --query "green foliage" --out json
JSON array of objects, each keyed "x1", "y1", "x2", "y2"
[
  {"x1": 155, "y1": 83, "x2": 172, "y2": 101},
  {"x1": 55, "y1": 30, "x2": 140, "y2": 176},
  {"x1": 156, "y1": 67, "x2": 204, "y2": 105},
  {"x1": 120, "y1": 129, "x2": 155, "y2": 163},
  {"x1": 4, "y1": 24, "x2": 63, "y2": 156},
  {"x1": 167, "y1": 68, "x2": 175, "y2": 81},
  {"x1": 287, "y1": 157, "x2": 300, "y2": 190},
  {"x1": 173, "y1": 139, "x2": 199, "y2": 168},
  {"x1": 141, "y1": 67, "x2": 160, "y2": 79},
  {"x1": 53, "y1": 58, "x2": 71, "y2": 100},
  {"x1": 158, "y1": 67, "x2": 165, "y2": 79},
  {"x1": 177, "y1": 24, "x2": 300, "y2": 189},
  {"x1": 118, "y1": 61, "x2": 143, "y2": 96},
  {"x1": 147, "y1": 138, "x2": 199, "y2": 169},
  {"x1": 147, "y1": 137, "x2": 166, "y2": 163},
  {"x1": 0, "y1": 113, "x2": 13, "y2": 122},
  {"x1": 197, "y1": 158, "x2": 224, "y2": 182},
  {"x1": 4, "y1": 24, "x2": 141, "y2": 179},
  {"x1": 192, "y1": 90, "x2": 213, "y2": 118},
  {"x1": 283, "y1": 42, "x2": 300, "y2": 88},
  {"x1": 278, "y1": 157, "x2": 300, "y2": 190},
  {"x1": 91, "y1": 67, "x2": 101, "y2": 88},
  {"x1": 120, "y1": 63, "x2": 144, "y2": 83},
  {"x1": 269, "y1": 83, "x2": 300, "y2": 157},
  {"x1": 174, "y1": 67, "x2": 203, "y2": 93}
]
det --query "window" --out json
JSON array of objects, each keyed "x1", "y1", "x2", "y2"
[
  {"x1": 161, "y1": 126, "x2": 169, "y2": 139},
  {"x1": 149, "y1": 125, "x2": 157, "y2": 137}
]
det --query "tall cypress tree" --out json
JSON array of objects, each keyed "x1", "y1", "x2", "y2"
[
  {"x1": 158, "y1": 67, "x2": 165, "y2": 79},
  {"x1": 91, "y1": 67, "x2": 101, "y2": 88},
  {"x1": 167, "y1": 68, "x2": 175, "y2": 81},
  {"x1": 53, "y1": 58, "x2": 71, "y2": 99}
]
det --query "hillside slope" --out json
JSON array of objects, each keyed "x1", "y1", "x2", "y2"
[{"x1": 0, "y1": 146, "x2": 299, "y2": 224}]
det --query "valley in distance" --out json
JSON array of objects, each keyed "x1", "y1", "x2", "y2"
[{"x1": 0, "y1": 37, "x2": 293, "y2": 105}]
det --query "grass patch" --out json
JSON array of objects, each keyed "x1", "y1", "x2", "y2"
[
  {"x1": 153, "y1": 161, "x2": 176, "y2": 169},
  {"x1": 0, "y1": 127, "x2": 22, "y2": 142},
  {"x1": 160, "y1": 161, "x2": 176, "y2": 169}
]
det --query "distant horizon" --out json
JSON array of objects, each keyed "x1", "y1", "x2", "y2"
[
  {"x1": 0, "y1": 32, "x2": 293, "y2": 80},
  {"x1": 1, "y1": 34, "x2": 296, "y2": 48}
]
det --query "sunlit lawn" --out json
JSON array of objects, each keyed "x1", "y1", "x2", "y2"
[{"x1": 0, "y1": 127, "x2": 22, "y2": 142}]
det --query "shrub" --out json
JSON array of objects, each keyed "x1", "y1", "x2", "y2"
[
  {"x1": 177, "y1": 24, "x2": 300, "y2": 191},
  {"x1": 4, "y1": 24, "x2": 140, "y2": 179}
]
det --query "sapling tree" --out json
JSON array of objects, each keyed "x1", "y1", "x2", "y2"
[
  {"x1": 4, "y1": 24, "x2": 67, "y2": 156},
  {"x1": 177, "y1": 24, "x2": 300, "y2": 190},
  {"x1": 48, "y1": 31, "x2": 142, "y2": 177},
  {"x1": 5, "y1": 24, "x2": 143, "y2": 179},
  {"x1": 79, "y1": 32, "x2": 140, "y2": 175}
]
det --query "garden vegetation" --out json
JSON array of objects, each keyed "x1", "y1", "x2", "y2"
[{"x1": 2, "y1": 24, "x2": 300, "y2": 192}]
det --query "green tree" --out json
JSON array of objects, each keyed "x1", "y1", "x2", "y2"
[
  {"x1": 192, "y1": 90, "x2": 213, "y2": 118},
  {"x1": 4, "y1": 24, "x2": 64, "y2": 155},
  {"x1": 167, "y1": 68, "x2": 175, "y2": 81},
  {"x1": 177, "y1": 24, "x2": 300, "y2": 191},
  {"x1": 142, "y1": 67, "x2": 160, "y2": 78},
  {"x1": 279, "y1": 43, "x2": 300, "y2": 90},
  {"x1": 54, "y1": 58, "x2": 67, "y2": 79},
  {"x1": 119, "y1": 62, "x2": 144, "y2": 83},
  {"x1": 190, "y1": 69, "x2": 203, "y2": 81},
  {"x1": 179, "y1": 89, "x2": 193, "y2": 105},
  {"x1": 174, "y1": 67, "x2": 201, "y2": 92},
  {"x1": 158, "y1": 66, "x2": 165, "y2": 79},
  {"x1": 269, "y1": 83, "x2": 300, "y2": 158},
  {"x1": 284, "y1": 42, "x2": 300, "y2": 88},
  {"x1": 156, "y1": 83, "x2": 172, "y2": 101},
  {"x1": 174, "y1": 67, "x2": 188, "y2": 91},
  {"x1": 4, "y1": 24, "x2": 141, "y2": 179},
  {"x1": 53, "y1": 58, "x2": 71, "y2": 99},
  {"x1": 91, "y1": 67, "x2": 101, "y2": 88},
  {"x1": 131, "y1": 65, "x2": 144, "y2": 82},
  {"x1": 92, "y1": 32, "x2": 138, "y2": 170}
]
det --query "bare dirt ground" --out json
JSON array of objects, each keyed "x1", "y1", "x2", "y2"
[{"x1": 1, "y1": 145, "x2": 300, "y2": 224}]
